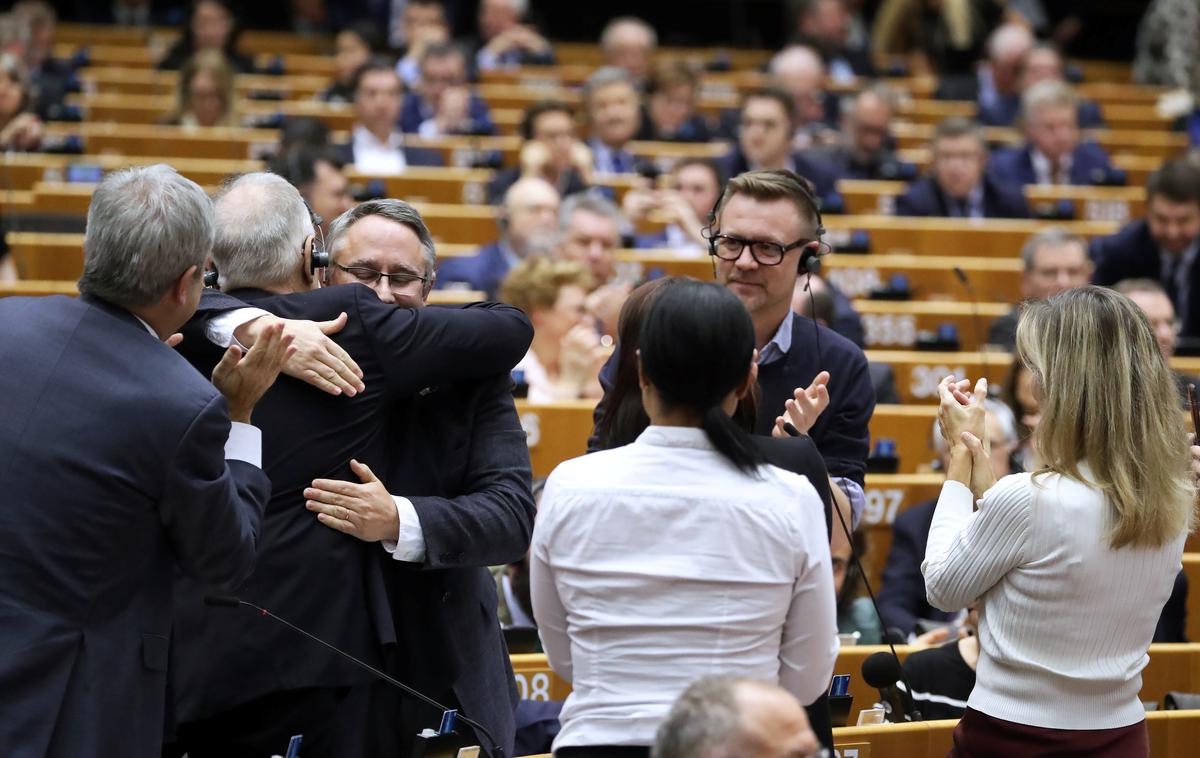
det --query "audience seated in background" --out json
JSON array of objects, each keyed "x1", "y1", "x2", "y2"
[
  {"x1": 834, "y1": 528, "x2": 882, "y2": 644},
  {"x1": 877, "y1": 400, "x2": 1019, "y2": 642},
  {"x1": 556, "y1": 190, "x2": 624, "y2": 287},
  {"x1": 472, "y1": 0, "x2": 554, "y2": 72},
  {"x1": 987, "y1": 79, "x2": 1122, "y2": 187},
  {"x1": 636, "y1": 61, "x2": 712, "y2": 143},
  {"x1": 653, "y1": 677, "x2": 821, "y2": 758},
  {"x1": 767, "y1": 45, "x2": 838, "y2": 150},
  {"x1": 394, "y1": 0, "x2": 449, "y2": 85},
  {"x1": 11, "y1": 1, "x2": 74, "y2": 119},
  {"x1": 162, "y1": 49, "x2": 237, "y2": 128},
  {"x1": 900, "y1": 604, "x2": 980, "y2": 720},
  {"x1": 272, "y1": 145, "x2": 354, "y2": 238},
  {"x1": 438, "y1": 176, "x2": 560, "y2": 298},
  {"x1": 600, "y1": 16, "x2": 656, "y2": 87},
  {"x1": 1092, "y1": 157, "x2": 1200, "y2": 337},
  {"x1": 820, "y1": 84, "x2": 914, "y2": 181},
  {"x1": 1002, "y1": 358, "x2": 1040, "y2": 471},
  {"x1": 487, "y1": 99, "x2": 592, "y2": 204},
  {"x1": 794, "y1": 0, "x2": 874, "y2": 83},
  {"x1": 400, "y1": 42, "x2": 496, "y2": 136},
  {"x1": 974, "y1": 22, "x2": 1035, "y2": 126},
  {"x1": 157, "y1": 0, "x2": 253, "y2": 73},
  {"x1": 339, "y1": 58, "x2": 443, "y2": 175},
  {"x1": 790, "y1": 270, "x2": 866, "y2": 351},
  {"x1": 894, "y1": 116, "x2": 1030, "y2": 219},
  {"x1": 1113, "y1": 278, "x2": 1200, "y2": 401},
  {"x1": 626, "y1": 158, "x2": 722, "y2": 254},
  {"x1": 0, "y1": 52, "x2": 43, "y2": 151},
  {"x1": 500, "y1": 257, "x2": 604, "y2": 403},
  {"x1": 583, "y1": 66, "x2": 647, "y2": 176},
  {"x1": 717, "y1": 87, "x2": 840, "y2": 201},
  {"x1": 979, "y1": 42, "x2": 1105, "y2": 128},
  {"x1": 987, "y1": 228, "x2": 1093, "y2": 350},
  {"x1": 320, "y1": 21, "x2": 382, "y2": 103}
]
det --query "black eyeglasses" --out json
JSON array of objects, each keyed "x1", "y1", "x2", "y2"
[
  {"x1": 706, "y1": 233, "x2": 818, "y2": 266},
  {"x1": 335, "y1": 264, "x2": 430, "y2": 289}
]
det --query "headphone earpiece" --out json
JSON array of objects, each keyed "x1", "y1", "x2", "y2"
[{"x1": 203, "y1": 268, "x2": 219, "y2": 288}]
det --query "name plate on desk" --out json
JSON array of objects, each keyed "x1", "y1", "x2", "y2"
[{"x1": 834, "y1": 744, "x2": 871, "y2": 758}]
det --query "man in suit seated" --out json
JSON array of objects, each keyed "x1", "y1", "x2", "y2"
[
  {"x1": 556, "y1": 192, "x2": 625, "y2": 288},
  {"x1": 979, "y1": 42, "x2": 1105, "y2": 128},
  {"x1": 717, "y1": 87, "x2": 842, "y2": 203},
  {"x1": 627, "y1": 158, "x2": 723, "y2": 253},
  {"x1": 399, "y1": 42, "x2": 496, "y2": 136},
  {"x1": 973, "y1": 22, "x2": 1035, "y2": 126},
  {"x1": 793, "y1": 0, "x2": 874, "y2": 83},
  {"x1": 635, "y1": 60, "x2": 712, "y2": 143},
  {"x1": 472, "y1": 0, "x2": 554, "y2": 72},
  {"x1": 894, "y1": 116, "x2": 1030, "y2": 219},
  {"x1": 340, "y1": 57, "x2": 444, "y2": 175},
  {"x1": 0, "y1": 164, "x2": 279, "y2": 757},
  {"x1": 1092, "y1": 158, "x2": 1200, "y2": 337},
  {"x1": 309, "y1": 199, "x2": 539, "y2": 755},
  {"x1": 819, "y1": 84, "x2": 916, "y2": 182},
  {"x1": 1114, "y1": 278, "x2": 1200, "y2": 403},
  {"x1": 487, "y1": 100, "x2": 592, "y2": 204},
  {"x1": 986, "y1": 227, "x2": 1093, "y2": 350},
  {"x1": 438, "y1": 176, "x2": 561, "y2": 298},
  {"x1": 272, "y1": 145, "x2": 355, "y2": 239},
  {"x1": 600, "y1": 16, "x2": 656, "y2": 87},
  {"x1": 987, "y1": 79, "x2": 1123, "y2": 187},
  {"x1": 583, "y1": 66, "x2": 648, "y2": 176},
  {"x1": 767, "y1": 45, "x2": 839, "y2": 150}
]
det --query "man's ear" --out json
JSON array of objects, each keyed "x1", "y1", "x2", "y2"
[{"x1": 173, "y1": 264, "x2": 199, "y2": 304}]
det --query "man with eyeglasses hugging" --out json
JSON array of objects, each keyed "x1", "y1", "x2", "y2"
[{"x1": 167, "y1": 176, "x2": 534, "y2": 758}]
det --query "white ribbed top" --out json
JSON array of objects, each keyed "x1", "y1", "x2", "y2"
[{"x1": 922, "y1": 471, "x2": 1186, "y2": 729}]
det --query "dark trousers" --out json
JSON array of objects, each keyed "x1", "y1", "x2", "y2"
[
  {"x1": 805, "y1": 693, "x2": 835, "y2": 751},
  {"x1": 167, "y1": 686, "x2": 370, "y2": 758},
  {"x1": 949, "y1": 707, "x2": 1149, "y2": 758}
]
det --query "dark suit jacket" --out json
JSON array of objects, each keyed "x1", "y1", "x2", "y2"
[
  {"x1": 893, "y1": 175, "x2": 1031, "y2": 219},
  {"x1": 977, "y1": 95, "x2": 1105, "y2": 129},
  {"x1": 822, "y1": 146, "x2": 917, "y2": 183},
  {"x1": 381, "y1": 373, "x2": 535, "y2": 754},
  {"x1": 1091, "y1": 219, "x2": 1200, "y2": 336},
  {"x1": 877, "y1": 500, "x2": 956, "y2": 638},
  {"x1": 400, "y1": 91, "x2": 497, "y2": 136},
  {"x1": 987, "y1": 141, "x2": 1123, "y2": 187},
  {"x1": 717, "y1": 147, "x2": 841, "y2": 200},
  {"x1": 436, "y1": 241, "x2": 512, "y2": 299},
  {"x1": 485, "y1": 166, "x2": 590, "y2": 205},
  {"x1": 0, "y1": 294, "x2": 269, "y2": 758},
  {"x1": 171, "y1": 285, "x2": 532, "y2": 724},
  {"x1": 635, "y1": 110, "x2": 713, "y2": 143},
  {"x1": 336, "y1": 140, "x2": 446, "y2": 170}
]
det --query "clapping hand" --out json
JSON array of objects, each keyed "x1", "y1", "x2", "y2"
[
  {"x1": 938, "y1": 375, "x2": 994, "y2": 498},
  {"x1": 772, "y1": 371, "x2": 831, "y2": 438},
  {"x1": 211, "y1": 322, "x2": 295, "y2": 423}
]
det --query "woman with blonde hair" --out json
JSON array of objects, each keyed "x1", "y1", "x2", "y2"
[
  {"x1": 925, "y1": 285, "x2": 1194, "y2": 757},
  {"x1": 164, "y1": 49, "x2": 237, "y2": 128}
]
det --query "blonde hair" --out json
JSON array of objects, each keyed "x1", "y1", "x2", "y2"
[
  {"x1": 499, "y1": 257, "x2": 592, "y2": 315},
  {"x1": 1016, "y1": 286, "x2": 1195, "y2": 549},
  {"x1": 170, "y1": 49, "x2": 237, "y2": 127}
]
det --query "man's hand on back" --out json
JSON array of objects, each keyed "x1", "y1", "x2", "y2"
[{"x1": 235, "y1": 312, "x2": 365, "y2": 397}]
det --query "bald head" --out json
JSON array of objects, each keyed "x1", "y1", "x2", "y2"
[
  {"x1": 988, "y1": 23, "x2": 1035, "y2": 92},
  {"x1": 503, "y1": 176, "x2": 560, "y2": 256},
  {"x1": 769, "y1": 46, "x2": 826, "y2": 124},
  {"x1": 601, "y1": 16, "x2": 656, "y2": 81}
]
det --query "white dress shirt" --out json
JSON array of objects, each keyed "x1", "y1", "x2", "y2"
[
  {"x1": 531, "y1": 426, "x2": 838, "y2": 748},
  {"x1": 923, "y1": 471, "x2": 1185, "y2": 729},
  {"x1": 352, "y1": 124, "x2": 409, "y2": 176},
  {"x1": 1031, "y1": 148, "x2": 1073, "y2": 185}
]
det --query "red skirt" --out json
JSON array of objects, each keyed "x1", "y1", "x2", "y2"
[{"x1": 948, "y1": 707, "x2": 1149, "y2": 758}]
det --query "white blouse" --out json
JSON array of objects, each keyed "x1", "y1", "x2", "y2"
[{"x1": 530, "y1": 426, "x2": 837, "y2": 748}]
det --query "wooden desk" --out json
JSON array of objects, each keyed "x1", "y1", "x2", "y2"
[
  {"x1": 892, "y1": 122, "x2": 1186, "y2": 161},
  {"x1": 822, "y1": 216, "x2": 1118, "y2": 258},
  {"x1": 0, "y1": 280, "x2": 78, "y2": 297},
  {"x1": 0, "y1": 153, "x2": 263, "y2": 192},
  {"x1": 823, "y1": 255, "x2": 1022, "y2": 303},
  {"x1": 852, "y1": 300, "x2": 1011, "y2": 352}
]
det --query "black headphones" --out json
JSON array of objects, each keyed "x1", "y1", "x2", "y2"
[
  {"x1": 704, "y1": 170, "x2": 827, "y2": 274},
  {"x1": 203, "y1": 267, "x2": 219, "y2": 288},
  {"x1": 302, "y1": 197, "x2": 330, "y2": 271}
]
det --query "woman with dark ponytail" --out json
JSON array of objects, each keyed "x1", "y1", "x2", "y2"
[{"x1": 530, "y1": 279, "x2": 837, "y2": 757}]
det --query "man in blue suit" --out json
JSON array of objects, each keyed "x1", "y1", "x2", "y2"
[
  {"x1": 399, "y1": 42, "x2": 496, "y2": 136},
  {"x1": 0, "y1": 164, "x2": 281, "y2": 758},
  {"x1": 339, "y1": 59, "x2": 444, "y2": 174},
  {"x1": 987, "y1": 80, "x2": 1123, "y2": 187},
  {"x1": 437, "y1": 176, "x2": 560, "y2": 298},
  {"x1": 1092, "y1": 158, "x2": 1200, "y2": 337},
  {"x1": 895, "y1": 117, "x2": 1030, "y2": 219},
  {"x1": 977, "y1": 43, "x2": 1105, "y2": 128}
]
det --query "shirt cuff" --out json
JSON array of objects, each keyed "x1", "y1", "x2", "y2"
[
  {"x1": 206, "y1": 308, "x2": 271, "y2": 349},
  {"x1": 224, "y1": 421, "x2": 262, "y2": 468},
  {"x1": 381, "y1": 495, "x2": 427, "y2": 562},
  {"x1": 937, "y1": 479, "x2": 976, "y2": 515},
  {"x1": 832, "y1": 477, "x2": 867, "y2": 529}
]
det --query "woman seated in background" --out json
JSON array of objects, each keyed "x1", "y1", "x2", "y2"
[
  {"x1": 157, "y1": 0, "x2": 254, "y2": 73},
  {"x1": 532, "y1": 279, "x2": 837, "y2": 757},
  {"x1": 320, "y1": 21, "x2": 383, "y2": 104},
  {"x1": 635, "y1": 60, "x2": 711, "y2": 143},
  {"x1": 0, "y1": 53, "x2": 44, "y2": 151},
  {"x1": 1002, "y1": 356, "x2": 1041, "y2": 471},
  {"x1": 163, "y1": 50, "x2": 237, "y2": 128},
  {"x1": 834, "y1": 528, "x2": 882, "y2": 644},
  {"x1": 926, "y1": 286, "x2": 1194, "y2": 757},
  {"x1": 500, "y1": 258, "x2": 607, "y2": 403}
]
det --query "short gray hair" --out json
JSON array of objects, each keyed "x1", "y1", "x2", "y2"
[
  {"x1": 600, "y1": 16, "x2": 657, "y2": 51},
  {"x1": 1020, "y1": 78, "x2": 1078, "y2": 121},
  {"x1": 1019, "y1": 226, "x2": 1085, "y2": 271},
  {"x1": 211, "y1": 172, "x2": 312, "y2": 291},
  {"x1": 325, "y1": 198, "x2": 437, "y2": 279},
  {"x1": 652, "y1": 676, "x2": 755, "y2": 758},
  {"x1": 582, "y1": 65, "x2": 637, "y2": 104},
  {"x1": 931, "y1": 397, "x2": 1019, "y2": 457},
  {"x1": 78, "y1": 164, "x2": 214, "y2": 307},
  {"x1": 558, "y1": 192, "x2": 625, "y2": 236}
]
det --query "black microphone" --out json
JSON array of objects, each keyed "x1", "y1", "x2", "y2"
[
  {"x1": 862, "y1": 651, "x2": 921, "y2": 723},
  {"x1": 953, "y1": 266, "x2": 991, "y2": 383},
  {"x1": 202, "y1": 595, "x2": 506, "y2": 758}
]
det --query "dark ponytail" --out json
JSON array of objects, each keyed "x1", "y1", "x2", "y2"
[{"x1": 639, "y1": 280, "x2": 768, "y2": 474}]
